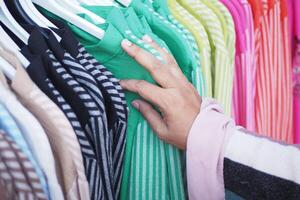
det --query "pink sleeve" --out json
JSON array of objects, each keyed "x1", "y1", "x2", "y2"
[{"x1": 186, "y1": 98, "x2": 235, "y2": 200}]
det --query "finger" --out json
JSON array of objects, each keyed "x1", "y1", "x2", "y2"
[
  {"x1": 121, "y1": 39, "x2": 179, "y2": 88},
  {"x1": 142, "y1": 35, "x2": 173, "y2": 63},
  {"x1": 132, "y1": 99, "x2": 168, "y2": 140},
  {"x1": 120, "y1": 79, "x2": 165, "y2": 108},
  {"x1": 142, "y1": 35, "x2": 187, "y2": 82}
]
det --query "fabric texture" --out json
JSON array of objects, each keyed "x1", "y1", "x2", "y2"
[
  {"x1": 0, "y1": 129, "x2": 48, "y2": 200},
  {"x1": 41, "y1": 7, "x2": 189, "y2": 200},
  {"x1": 187, "y1": 98, "x2": 300, "y2": 200},
  {"x1": 0, "y1": 46, "x2": 64, "y2": 200},
  {"x1": 293, "y1": 0, "x2": 300, "y2": 143},
  {"x1": 187, "y1": 98, "x2": 234, "y2": 200},
  {"x1": 15, "y1": 31, "x2": 90, "y2": 198},
  {"x1": 178, "y1": 0, "x2": 233, "y2": 115},
  {"x1": 0, "y1": 102, "x2": 48, "y2": 200},
  {"x1": 50, "y1": 24, "x2": 129, "y2": 196},
  {"x1": 46, "y1": 33, "x2": 116, "y2": 200},
  {"x1": 167, "y1": 0, "x2": 212, "y2": 97}
]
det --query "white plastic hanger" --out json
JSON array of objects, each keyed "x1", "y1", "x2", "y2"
[
  {"x1": 0, "y1": 26, "x2": 30, "y2": 67},
  {"x1": 0, "y1": 55, "x2": 16, "y2": 80},
  {"x1": 55, "y1": 0, "x2": 106, "y2": 24},
  {"x1": 76, "y1": 0, "x2": 118, "y2": 6},
  {"x1": 18, "y1": 0, "x2": 62, "y2": 41},
  {"x1": 21, "y1": 0, "x2": 57, "y2": 28},
  {"x1": 33, "y1": 0, "x2": 105, "y2": 39},
  {"x1": 0, "y1": 0, "x2": 29, "y2": 44}
]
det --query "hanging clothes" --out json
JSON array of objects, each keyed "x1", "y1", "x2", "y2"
[
  {"x1": 0, "y1": 46, "x2": 64, "y2": 200},
  {"x1": 0, "y1": 129, "x2": 48, "y2": 200},
  {"x1": 177, "y1": 0, "x2": 233, "y2": 115},
  {"x1": 166, "y1": 0, "x2": 212, "y2": 97}
]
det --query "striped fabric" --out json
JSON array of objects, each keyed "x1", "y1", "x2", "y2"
[
  {"x1": 50, "y1": 14, "x2": 188, "y2": 200},
  {"x1": 167, "y1": 0, "x2": 212, "y2": 97},
  {"x1": 128, "y1": 120, "x2": 185, "y2": 200},
  {"x1": 0, "y1": 73, "x2": 54, "y2": 200},
  {"x1": 280, "y1": 0, "x2": 293, "y2": 143},
  {"x1": 57, "y1": 52, "x2": 117, "y2": 200},
  {"x1": 235, "y1": 0, "x2": 256, "y2": 131},
  {"x1": 46, "y1": 50, "x2": 113, "y2": 200},
  {"x1": 0, "y1": 102, "x2": 48, "y2": 200},
  {"x1": 211, "y1": 0, "x2": 235, "y2": 66},
  {"x1": 23, "y1": 80, "x2": 90, "y2": 200},
  {"x1": 167, "y1": 15, "x2": 206, "y2": 96},
  {"x1": 252, "y1": 0, "x2": 293, "y2": 143},
  {"x1": 77, "y1": 45, "x2": 128, "y2": 118},
  {"x1": 142, "y1": 4, "x2": 206, "y2": 95},
  {"x1": 125, "y1": 29, "x2": 164, "y2": 62},
  {"x1": 76, "y1": 44, "x2": 128, "y2": 198},
  {"x1": 179, "y1": 0, "x2": 233, "y2": 115},
  {"x1": 0, "y1": 130, "x2": 47, "y2": 200},
  {"x1": 293, "y1": 0, "x2": 300, "y2": 143},
  {"x1": 43, "y1": 72, "x2": 101, "y2": 200},
  {"x1": 224, "y1": 128, "x2": 300, "y2": 198},
  {"x1": 0, "y1": 46, "x2": 64, "y2": 200},
  {"x1": 210, "y1": 0, "x2": 236, "y2": 118}
]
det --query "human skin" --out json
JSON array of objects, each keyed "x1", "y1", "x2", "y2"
[{"x1": 120, "y1": 35, "x2": 201, "y2": 150}]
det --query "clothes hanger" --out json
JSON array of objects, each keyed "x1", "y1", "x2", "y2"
[
  {"x1": 0, "y1": 55, "x2": 16, "y2": 80},
  {"x1": 21, "y1": 0, "x2": 58, "y2": 28},
  {"x1": 0, "y1": 0, "x2": 29, "y2": 44},
  {"x1": 0, "y1": 25, "x2": 30, "y2": 67},
  {"x1": 33, "y1": 0, "x2": 105, "y2": 39},
  {"x1": 5, "y1": 0, "x2": 61, "y2": 41},
  {"x1": 54, "y1": 0, "x2": 106, "y2": 24},
  {"x1": 76, "y1": 0, "x2": 119, "y2": 6}
]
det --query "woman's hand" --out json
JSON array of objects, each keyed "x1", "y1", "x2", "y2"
[{"x1": 120, "y1": 35, "x2": 201, "y2": 150}]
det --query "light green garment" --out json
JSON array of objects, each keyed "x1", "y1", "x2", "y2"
[
  {"x1": 167, "y1": 0, "x2": 213, "y2": 97},
  {"x1": 129, "y1": 0, "x2": 196, "y2": 82},
  {"x1": 80, "y1": 6, "x2": 186, "y2": 200},
  {"x1": 151, "y1": 0, "x2": 206, "y2": 95},
  {"x1": 209, "y1": 0, "x2": 236, "y2": 67},
  {"x1": 43, "y1": 5, "x2": 187, "y2": 200},
  {"x1": 178, "y1": 0, "x2": 233, "y2": 115}
]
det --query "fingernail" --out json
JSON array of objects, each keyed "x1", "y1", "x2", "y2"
[
  {"x1": 142, "y1": 35, "x2": 152, "y2": 43},
  {"x1": 121, "y1": 39, "x2": 133, "y2": 47},
  {"x1": 132, "y1": 100, "x2": 140, "y2": 110}
]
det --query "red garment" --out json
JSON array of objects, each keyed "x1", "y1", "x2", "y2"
[{"x1": 248, "y1": 0, "x2": 293, "y2": 143}]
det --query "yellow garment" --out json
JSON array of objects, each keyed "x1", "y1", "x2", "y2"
[
  {"x1": 205, "y1": 0, "x2": 236, "y2": 67},
  {"x1": 168, "y1": 0, "x2": 212, "y2": 96},
  {"x1": 177, "y1": 0, "x2": 233, "y2": 115}
]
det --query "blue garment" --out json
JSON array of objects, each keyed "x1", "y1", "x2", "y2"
[{"x1": 0, "y1": 102, "x2": 50, "y2": 199}]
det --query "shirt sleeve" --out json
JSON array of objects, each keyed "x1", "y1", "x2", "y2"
[
  {"x1": 186, "y1": 98, "x2": 300, "y2": 200},
  {"x1": 224, "y1": 128, "x2": 300, "y2": 199}
]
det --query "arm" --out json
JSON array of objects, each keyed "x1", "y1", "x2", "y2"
[
  {"x1": 119, "y1": 36, "x2": 300, "y2": 199},
  {"x1": 188, "y1": 98, "x2": 300, "y2": 199}
]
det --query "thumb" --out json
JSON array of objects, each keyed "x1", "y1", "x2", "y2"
[{"x1": 132, "y1": 99, "x2": 168, "y2": 140}]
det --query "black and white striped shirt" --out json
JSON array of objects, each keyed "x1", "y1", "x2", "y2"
[{"x1": 56, "y1": 28, "x2": 128, "y2": 197}]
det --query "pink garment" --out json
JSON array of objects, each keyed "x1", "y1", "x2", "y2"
[
  {"x1": 220, "y1": 0, "x2": 256, "y2": 131},
  {"x1": 280, "y1": 0, "x2": 293, "y2": 143},
  {"x1": 287, "y1": 0, "x2": 294, "y2": 55},
  {"x1": 293, "y1": 0, "x2": 300, "y2": 143},
  {"x1": 186, "y1": 98, "x2": 235, "y2": 200}
]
